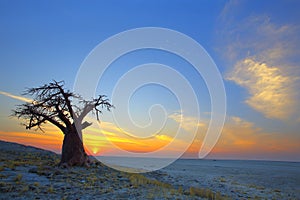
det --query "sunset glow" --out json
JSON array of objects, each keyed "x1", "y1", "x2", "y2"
[{"x1": 0, "y1": 0, "x2": 299, "y2": 162}]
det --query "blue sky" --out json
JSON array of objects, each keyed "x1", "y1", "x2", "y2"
[{"x1": 0, "y1": 0, "x2": 300, "y2": 161}]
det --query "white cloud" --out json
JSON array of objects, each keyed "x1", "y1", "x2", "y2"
[
  {"x1": 229, "y1": 116, "x2": 254, "y2": 128},
  {"x1": 218, "y1": 2, "x2": 300, "y2": 120}
]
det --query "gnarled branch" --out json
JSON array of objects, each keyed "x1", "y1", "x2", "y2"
[{"x1": 13, "y1": 80, "x2": 113, "y2": 136}]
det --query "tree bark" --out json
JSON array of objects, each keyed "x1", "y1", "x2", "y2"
[{"x1": 59, "y1": 126, "x2": 90, "y2": 167}]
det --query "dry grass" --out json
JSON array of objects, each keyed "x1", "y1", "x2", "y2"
[
  {"x1": 0, "y1": 142, "x2": 233, "y2": 199},
  {"x1": 189, "y1": 186, "x2": 228, "y2": 200},
  {"x1": 128, "y1": 173, "x2": 172, "y2": 189}
]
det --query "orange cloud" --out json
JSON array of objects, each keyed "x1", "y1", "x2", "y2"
[
  {"x1": 180, "y1": 115, "x2": 300, "y2": 161},
  {"x1": 210, "y1": 117, "x2": 300, "y2": 160},
  {"x1": 81, "y1": 121, "x2": 182, "y2": 156}
]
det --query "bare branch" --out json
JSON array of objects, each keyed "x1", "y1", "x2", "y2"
[
  {"x1": 53, "y1": 80, "x2": 75, "y2": 119},
  {"x1": 13, "y1": 80, "x2": 113, "y2": 135},
  {"x1": 77, "y1": 95, "x2": 114, "y2": 123},
  {"x1": 81, "y1": 121, "x2": 92, "y2": 130}
]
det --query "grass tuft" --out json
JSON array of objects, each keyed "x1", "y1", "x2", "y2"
[{"x1": 189, "y1": 186, "x2": 227, "y2": 200}]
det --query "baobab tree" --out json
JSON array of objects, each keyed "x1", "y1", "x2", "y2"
[{"x1": 13, "y1": 80, "x2": 113, "y2": 167}]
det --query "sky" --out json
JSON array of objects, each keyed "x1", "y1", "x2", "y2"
[{"x1": 0, "y1": 0, "x2": 300, "y2": 162}]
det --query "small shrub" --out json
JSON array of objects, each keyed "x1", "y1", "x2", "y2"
[
  {"x1": 178, "y1": 186, "x2": 183, "y2": 194},
  {"x1": 33, "y1": 182, "x2": 40, "y2": 187},
  {"x1": 0, "y1": 181, "x2": 6, "y2": 187},
  {"x1": 219, "y1": 177, "x2": 226, "y2": 182},
  {"x1": 249, "y1": 184, "x2": 265, "y2": 190},
  {"x1": 0, "y1": 174, "x2": 7, "y2": 179},
  {"x1": 48, "y1": 185, "x2": 54, "y2": 193},
  {"x1": 215, "y1": 192, "x2": 223, "y2": 200},
  {"x1": 170, "y1": 188, "x2": 177, "y2": 195},
  {"x1": 21, "y1": 185, "x2": 29, "y2": 193},
  {"x1": 6, "y1": 162, "x2": 15, "y2": 170},
  {"x1": 0, "y1": 182, "x2": 14, "y2": 192},
  {"x1": 14, "y1": 174, "x2": 23, "y2": 182}
]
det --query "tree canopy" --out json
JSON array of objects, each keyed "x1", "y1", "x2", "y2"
[
  {"x1": 13, "y1": 80, "x2": 113, "y2": 167},
  {"x1": 13, "y1": 80, "x2": 113, "y2": 133}
]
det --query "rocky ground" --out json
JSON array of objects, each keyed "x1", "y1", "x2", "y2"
[
  {"x1": 1, "y1": 140, "x2": 298, "y2": 200},
  {"x1": 0, "y1": 141, "x2": 226, "y2": 200}
]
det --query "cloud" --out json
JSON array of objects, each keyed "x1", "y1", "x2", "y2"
[
  {"x1": 0, "y1": 91, "x2": 32, "y2": 103},
  {"x1": 229, "y1": 116, "x2": 254, "y2": 128},
  {"x1": 217, "y1": 2, "x2": 300, "y2": 120},
  {"x1": 168, "y1": 112, "x2": 206, "y2": 132},
  {"x1": 178, "y1": 114, "x2": 300, "y2": 161},
  {"x1": 96, "y1": 114, "x2": 299, "y2": 160},
  {"x1": 211, "y1": 116, "x2": 300, "y2": 161},
  {"x1": 82, "y1": 120, "x2": 186, "y2": 155},
  {"x1": 155, "y1": 134, "x2": 173, "y2": 142},
  {"x1": 226, "y1": 58, "x2": 295, "y2": 119}
]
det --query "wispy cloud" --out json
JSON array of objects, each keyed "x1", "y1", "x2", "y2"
[
  {"x1": 0, "y1": 91, "x2": 32, "y2": 103},
  {"x1": 168, "y1": 112, "x2": 206, "y2": 132},
  {"x1": 82, "y1": 120, "x2": 187, "y2": 155},
  {"x1": 226, "y1": 58, "x2": 295, "y2": 119},
  {"x1": 217, "y1": 2, "x2": 300, "y2": 120},
  {"x1": 212, "y1": 116, "x2": 300, "y2": 161},
  {"x1": 168, "y1": 112, "x2": 300, "y2": 160}
]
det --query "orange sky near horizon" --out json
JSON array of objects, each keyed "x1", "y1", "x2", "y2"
[{"x1": 1, "y1": 116, "x2": 299, "y2": 162}]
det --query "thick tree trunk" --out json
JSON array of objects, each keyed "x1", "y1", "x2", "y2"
[{"x1": 59, "y1": 127, "x2": 90, "y2": 167}]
